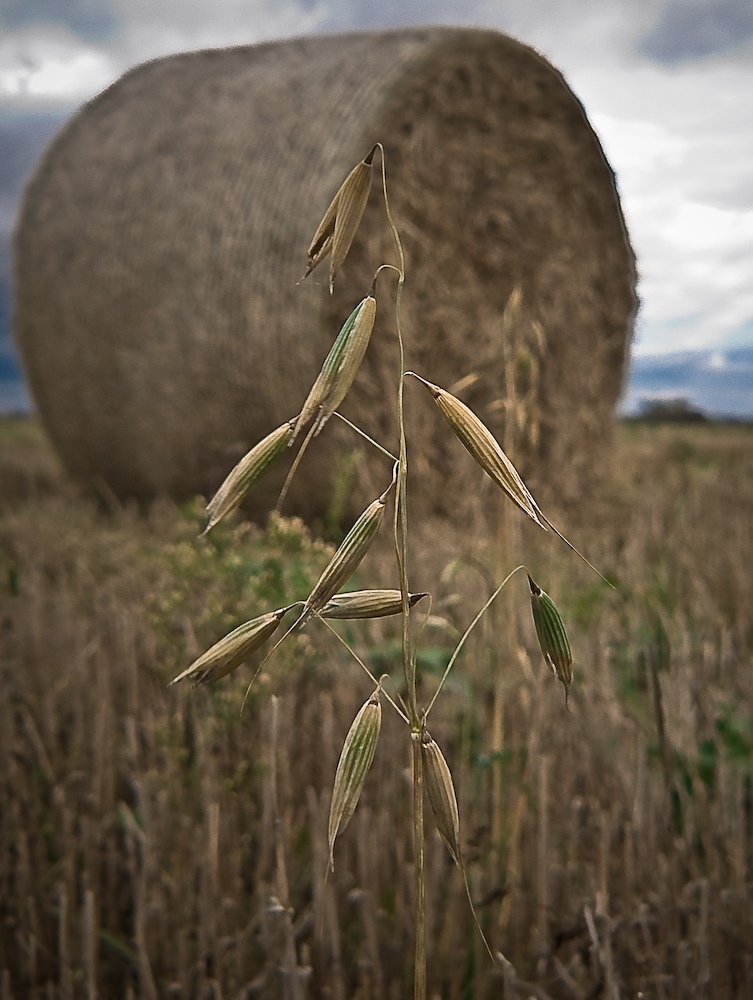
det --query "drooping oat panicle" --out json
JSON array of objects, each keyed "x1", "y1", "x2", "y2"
[
  {"x1": 422, "y1": 732, "x2": 461, "y2": 866},
  {"x1": 203, "y1": 420, "x2": 295, "y2": 534},
  {"x1": 292, "y1": 290, "x2": 377, "y2": 443},
  {"x1": 528, "y1": 575, "x2": 573, "y2": 705},
  {"x1": 169, "y1": 607, "x2": 289, "y2": 687},
  {"x1": 328, "y1": 691, "x2": 382, "y2": 870},
  {"x1": 305, "y1": 146, "x2": 376, "y2": 292},
  {"x1": 299, "y1": 479, "x2": 393, "y2": 625},
  {"x1": 319, "y1": 589, "x2": 427, "y2": 620},
  {"x1": 406, "y1": 372, "x2": 545, "y2": 528}
]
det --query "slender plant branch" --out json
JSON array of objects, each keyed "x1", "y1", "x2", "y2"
[
  {"x1": 376, "y1": 142, "x2": 426, "y2": 1000},
  {"x1": 318, "y1": 616, "x2": 410, "y2": 723},
  {"x1": 424, "y1": 565, "x2": 528, "y2": 720},
  {"x1": 240, "y1": 610, "x2": 304, "y2": 713},
  {"x1": 332, "y1": 411, "x2": 398, "y2": 463},
  {"x1": 410, "y1": 731, "x2": 427, "y2": 1000},
  {"x1": 276, "y1": 419, "x2": 318, "y2": 514},
  {"x1": 539, "y1": 512, "x2": 615, "y2": 588},
  {"x1": 375, "y1": 145, "x2": 412, "y2": 710}
]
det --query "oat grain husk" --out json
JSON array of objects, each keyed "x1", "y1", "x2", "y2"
[
  {"x1": 204, "y1": 420, "x2": 295, "y2": 533},
  {"x1": 293, "y1": 293, "x2": 377, "y2": 443},
  {"x1": 319, "y1": 589, "x2": 427, "y2": 620},
  {"x1": 328, "y1": 691, "x2": 382, "y2": 869},
  {"x1": 300, "y1": 481, "x2": 392, "y2": 624},
  {"x1": 528, "y1": 575, "x2": 573, "y2": 704},
  {"x1": 408, "y1": 373, "x2": 545, "y2": 527},
  {"x1": 422, "y1": 733, "x2": 462, "y2": 865},
  {"x1": 169, "y1": 607, "x2": 289, "y2": 687},
  {"x1": 305, "y1": 146, "x2": 376, "y2": 292}
]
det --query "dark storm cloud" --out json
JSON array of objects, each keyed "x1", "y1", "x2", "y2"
[
  {"x1": 2, "y1": 0, "x2": 117, "y2": 43},
  {"x1": 640, "y1": 0, "x2": 753, "y2": 62}
]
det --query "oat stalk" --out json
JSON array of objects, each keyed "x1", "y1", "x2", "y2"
[
  {"x1": 172, "y1": 141, "x2": 601, "y2": 1000},
  {"x1": 374, "y1": 143, "x2": 428, "y2": 1000}
]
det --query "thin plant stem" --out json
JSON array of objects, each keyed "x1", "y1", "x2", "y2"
[
  {"x1": 276, "y1": 420, "x2": 318, "y2": 514},
  {"x1": 424, "y1": 565, "x2": 527, "y2": 720},
  {"x1": 411, "y1": 731, "x2": 426, "y2": 1000},
  {"x1": 240, "y1": 605, "x2": 304, "y2": 712},
  {"x1": 318, "y1": 617, "x2": 410, "y2": 723},
  {"x1": 332, "y1": 411, "x2": 397, "y2": 463},
  {"x1": 377, "y1": 142, "x2": 425, "y2": 1000},
  {"x1": 376, "y1": 145, "x2": 411, "y2": 707},
  {"x1": 539, "y1": 512, "x2": 615, "y2": 588}
]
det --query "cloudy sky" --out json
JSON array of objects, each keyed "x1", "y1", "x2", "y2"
[{"x1": 2, "y1": 0, "x2": 753, "y2": 365}]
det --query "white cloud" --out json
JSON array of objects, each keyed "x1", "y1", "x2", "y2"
[
  {"x1": 109, "y1": 0, "x2": 326, "y2": 67},
  {"x1": 0, "y1": 28, "x2": 116, "y2": 107},
  {"x1": 578, "y1": 48, "x2": 753, "y2": 355},
  {"x1": 0, "y1": 1, "x2": 326, "y2": 107}
]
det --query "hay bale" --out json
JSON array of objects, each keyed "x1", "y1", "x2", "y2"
[{"x1": 14, "y1": 27, "x2": 636, "y2": 526}]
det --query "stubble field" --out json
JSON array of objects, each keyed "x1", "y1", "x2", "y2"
[{"x1": 1, "y1": 415, "x2": 752, "y2": 998}]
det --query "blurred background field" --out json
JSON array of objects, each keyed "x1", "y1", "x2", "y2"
[{"x1": 1, "y1": 414, "x2": 752, "y2": 999}]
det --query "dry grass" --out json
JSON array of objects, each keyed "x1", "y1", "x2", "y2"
[{"x1": 2, "y1": 416, "x2": 752, "y2": 998}]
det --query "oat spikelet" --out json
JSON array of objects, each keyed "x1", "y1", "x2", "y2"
[
  {"x1": 422, "y1": 732, "x2": 461, "y2": 865},
  {"x1": 305, "y1": 146, "x2": 376, "y2": 292},
  {"x1": 292, "y1": 291, "x2": 377, "y2": 443},
  {"x1": 203, "y1": 420, "x2": 295, "y2": 534},
  {"x1": 528, "y1": 575, "x2": 573, "y2": 706},
  {"x1": 319, "y1": 589, "x2": 427, "y2": 620},
  {"x1": 407, "y1": 372, "x2": 545, "y2": 528},
  {"x1": 316, "y1": 293, "x2": 376, "y2": 432},
  {"x1": 169, "y1": 607, "x2": 289, "y2": 687},
  {"x1": 299, "y1": 479, "x2": 393, "y2": 625},
  {"x1": 328, "y1": 691, "x2": 382, "y2": 870}
]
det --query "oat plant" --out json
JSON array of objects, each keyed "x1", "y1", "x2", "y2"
[{"x1": 171, "y1": 143, "x2": 606, "y2": 998}]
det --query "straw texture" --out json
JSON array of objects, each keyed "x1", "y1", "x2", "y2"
[{"x1": 14, "y1": 28, "x2": 636, "y2": 520}]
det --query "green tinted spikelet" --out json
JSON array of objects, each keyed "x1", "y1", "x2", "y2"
[
  {"x1": 328, "y1": 692, "x2": 382, "y2": 869},
  {"x1": 292, "y1": 294, "x2": 377, "y2": 443},
  {"x1": 299, "y1": 481, "x2": 392, "y2": 625},
  {"x1": 422, "y1": 733, "x2": 461, "y2": 865},
  {"x1": 204, "y1": 420, "x2": 294, "y2": 533},
  {"x1": 169, "y1": 607, "x2": 288, "y2": 687},
  {"x1": 528, "y1": 575, "x2": 573, "y2": 705}
]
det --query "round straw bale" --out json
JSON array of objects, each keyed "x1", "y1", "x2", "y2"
[{"x1": 14, "y1": 27, "x2": 636, "y2": 528}]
